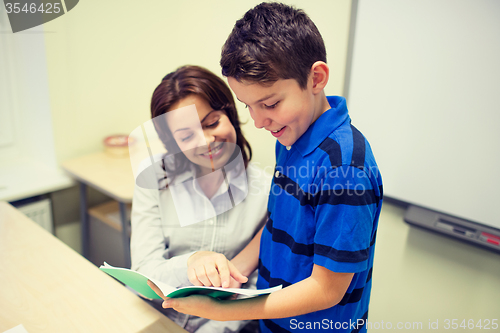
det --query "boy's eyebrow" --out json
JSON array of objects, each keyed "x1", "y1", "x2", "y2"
[
  {"x1": 237, "y1": 93, "x2": 277, "y2": 105},
  {"x1": 256, "y1": 93, "x2": 276, "y2": 104}
]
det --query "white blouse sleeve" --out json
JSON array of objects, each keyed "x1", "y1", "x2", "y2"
[{"x1": 130, "y1": 184, "x2": 193, "y2": 288}]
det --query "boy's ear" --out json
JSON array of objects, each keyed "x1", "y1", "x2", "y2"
[{"x1": 310, "y1": 61, "x2": 329, "y2": 94}]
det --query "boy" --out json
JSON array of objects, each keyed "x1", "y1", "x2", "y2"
[{"x1": 157, "y1": 3, "x2": 383, "y2": 332}]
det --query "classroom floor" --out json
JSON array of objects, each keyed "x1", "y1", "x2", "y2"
[{"x1": 370, "y1": 201, "x2": 500, "y2": 332}]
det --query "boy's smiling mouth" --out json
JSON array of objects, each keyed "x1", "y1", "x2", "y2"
[{"x1": 270, "y1": 126, "x2": 286, "y2": 137}]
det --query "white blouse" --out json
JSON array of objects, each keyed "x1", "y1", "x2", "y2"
[{"x1": 130, "y1": 162, "x2": 271, "y2": 332}]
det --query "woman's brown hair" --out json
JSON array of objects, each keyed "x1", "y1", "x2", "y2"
[{"x1": 150, "y1": 65, "x2": 252, "y2": 182}]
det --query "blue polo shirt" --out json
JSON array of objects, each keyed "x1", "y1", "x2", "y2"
[{"x1": 257, "y1": 96, "x2": 383, "y2": 333}]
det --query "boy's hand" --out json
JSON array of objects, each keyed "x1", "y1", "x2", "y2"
[
  {"x1": 147, "y1": 280, "x2": 223, "y2": 319},
  {"x1": 147, "y1": 279, "x2": 165, "y2": 299},
  {"x1": 161, "y1": 295, "x2": 225, "y2": 320},
  {"x1": 187, "y1": 251, "x2": 248, "y2": 288}
]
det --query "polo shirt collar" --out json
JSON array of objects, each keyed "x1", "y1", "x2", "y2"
[{"x1": 293, "y1": 96, "x2": 349, "y2": 157}]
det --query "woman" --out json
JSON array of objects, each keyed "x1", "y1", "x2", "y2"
[{"x1": 130, "y1": 65, "x2": 269, "y2": 332}]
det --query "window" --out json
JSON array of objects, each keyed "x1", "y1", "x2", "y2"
[{"x1": 0, "y1": 7, "x2": 72, "y2": 201}]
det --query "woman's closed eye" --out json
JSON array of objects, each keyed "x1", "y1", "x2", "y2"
[
  {"x1": 204, "y1": 119, "x2": 220, "y2": 128},
  {"x1": 181, "y1": 134, "x2": 193, "y2": 142}
]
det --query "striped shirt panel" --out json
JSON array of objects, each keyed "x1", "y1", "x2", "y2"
[{"x1": 257, "y1": 96, "x2": 383, "y2": 333}]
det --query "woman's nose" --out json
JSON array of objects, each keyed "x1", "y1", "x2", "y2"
[{"x1": 204, "y1": 130, "x2": 216, "y2": 146}]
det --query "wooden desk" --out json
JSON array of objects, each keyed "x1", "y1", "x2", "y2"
[
  {"x1": 0, "y1": 201, "x2": 186, "y2": 333},
  {"x1": 62, "y1": 152, "x2": 134, "y2": 267}
]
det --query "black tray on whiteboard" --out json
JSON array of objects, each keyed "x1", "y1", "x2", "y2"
[{"x1": 404, "y1": 205, "x2": 500, "y2": 254}]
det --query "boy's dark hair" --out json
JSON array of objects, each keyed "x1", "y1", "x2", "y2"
[{"x1": 221, "y1": 2, "x2": 326, "y2": 89}]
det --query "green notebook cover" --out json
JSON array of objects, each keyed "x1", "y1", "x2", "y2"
[
  {"x1": 99, "y1": 262, "x2": 282, "y2": 299},
  {"x1": 100, "y1": 263, "x2": 163, "y2": 299}
]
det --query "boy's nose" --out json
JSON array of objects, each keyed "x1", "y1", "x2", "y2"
[{"x1": 251, "y1": 108, "x2": 271, "y2": 129}]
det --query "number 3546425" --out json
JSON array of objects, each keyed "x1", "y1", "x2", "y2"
[
  {"x1": 5, "y1": 2, "x2": 61, "y2": 14},
  {"x1": 444, "y1": 319, "x2": 498, "y2": 330}
]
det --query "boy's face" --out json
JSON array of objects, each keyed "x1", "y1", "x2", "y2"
[{"x1": 228, "y1": 77, "x2": 320, "y2": 147}]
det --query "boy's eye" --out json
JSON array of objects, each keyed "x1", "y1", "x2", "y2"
[{"x1": 264, "y1": 101, "x2": 280, "y2": 109}]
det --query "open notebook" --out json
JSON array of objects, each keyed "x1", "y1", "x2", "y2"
[{"x1": 100, "y1": 262, "x2": 282, "y2": 299}]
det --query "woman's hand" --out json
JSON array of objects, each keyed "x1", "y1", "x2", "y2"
[{"x1": 187, "y1": 251, "x2": 248, "y2": 288}]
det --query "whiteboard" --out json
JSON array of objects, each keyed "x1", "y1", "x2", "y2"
[{"x1": 346, "y1": 0, "x2": 500, "y2": 229}]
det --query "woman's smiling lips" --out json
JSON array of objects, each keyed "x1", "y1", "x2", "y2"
[{"x1": 199, "y1": 142, "x2": 225, "y2": 159}]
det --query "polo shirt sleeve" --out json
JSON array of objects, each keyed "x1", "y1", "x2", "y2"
[{"x1": 313, "y1": 164, "x2": 377, "y2": 273}]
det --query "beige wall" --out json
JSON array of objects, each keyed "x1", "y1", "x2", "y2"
[{"x1": 44, "y1": 0, "x2": 352, "y2": 171}]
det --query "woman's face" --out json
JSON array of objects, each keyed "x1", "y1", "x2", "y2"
[{"x1": 167, "y1": 94, "x2": 237, "y2": 173}]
